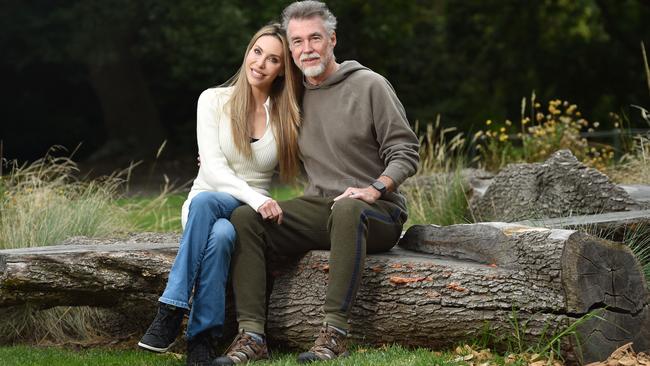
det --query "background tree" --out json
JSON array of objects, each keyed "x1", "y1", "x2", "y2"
[{"x1": 1, "y1": 0, "x2": 648, "y2": 163}]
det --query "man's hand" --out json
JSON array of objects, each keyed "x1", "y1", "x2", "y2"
[
  {"x1": 332, "y1": 176, "x2": 395, "y2": 205},
  {"x1": 333, "y1": 186, "x2": 381, "y2": 204},
  {"x1": 257, "y1": 198, "x2": 283, "y2": 224}
]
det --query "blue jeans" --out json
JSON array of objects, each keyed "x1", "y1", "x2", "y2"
[{"x1": 159, "y1": 191, "x2": 242, "y2": 340}]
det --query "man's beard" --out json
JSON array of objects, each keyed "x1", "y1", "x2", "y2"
[
  {"x1": 300, "y1": 52, "x2": 329, "y2": 78},
  {"x1": 303, "y1": 63, "x2": 326, "y2": 77}
]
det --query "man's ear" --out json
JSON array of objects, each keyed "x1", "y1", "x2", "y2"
[{"x1": 330, "y1": 31, "x2": 337, "y2": 48}]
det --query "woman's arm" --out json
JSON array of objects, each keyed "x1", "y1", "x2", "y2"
[{"x1": 196, "y1": 88, "x2": 270, "y2": 211}]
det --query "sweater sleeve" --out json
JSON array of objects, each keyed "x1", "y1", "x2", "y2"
[
  {"x1": 369, "y1": 76, "x2": 420, "y2": 187},
  {"x1": 196, "y1": 88, "x2": 270, "y2": 211}
]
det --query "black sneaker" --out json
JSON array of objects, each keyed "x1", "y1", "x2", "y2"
[
  {"x1": 297, "y1": 324, "x2": 349, "y2": 363},
  {"x1": 138, "y1": 302, "x2": 185, "y2": 353},
  {"x1": 187, "y1": 331, "x2": 217, "y2": 366}
]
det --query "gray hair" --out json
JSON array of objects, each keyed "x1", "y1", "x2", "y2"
[{"x1": 281, "y1": 1, "x2": 337, "y2": 36}]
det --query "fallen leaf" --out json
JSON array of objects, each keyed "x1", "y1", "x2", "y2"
[
  {"x1": 389, "y1": 276, "x2": 425, "y2": 284},
  {"x1": 390, "y1": 263, "x2": 402, "y2": 269},
  {"x1": 371, "y1": 266, "x2": 383, "y2": 273},
  {"x1": 619, "y1": 356, "x2": 637, "y2": 366},
  {"x1": 446, "y1": 282, "x2": 467, "y2": 292}
]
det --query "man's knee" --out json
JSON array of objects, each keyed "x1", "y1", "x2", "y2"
[
  {"x1": 330, "y1": 198, "x2": 366, "y2": 223},
  {"x1": 230, "y1": 205, "x2": 260, "y2": 230}
]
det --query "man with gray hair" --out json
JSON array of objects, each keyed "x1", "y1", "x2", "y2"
[{"x1": 213, "y1": 1, "x2": 419, "y2": 364}]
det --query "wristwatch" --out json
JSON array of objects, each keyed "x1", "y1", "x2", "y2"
[{"x1": 370, "y1": 180, "x2": 387, "y2": 196}]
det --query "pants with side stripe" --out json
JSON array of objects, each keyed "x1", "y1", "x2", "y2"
[{"x1": 229, "y1": 196, "x2": 407, "y2": 334}]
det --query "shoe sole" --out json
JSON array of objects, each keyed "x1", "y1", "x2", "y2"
[{"x1": 137, "y1": 341, "x2": 174, "y2": 353}]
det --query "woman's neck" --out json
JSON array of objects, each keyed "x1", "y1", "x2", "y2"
[{"x1": 250, "y1": 85, "x2": 270, "y2": 109}]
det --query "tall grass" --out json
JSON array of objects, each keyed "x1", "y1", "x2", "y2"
[
  {"x1": 403, "y1": 117, "x2": 471, "y2": 226},
  {"x1": 0, "y1": 147, "x2": 154, "y2": 344},
  {"x1": 403, "y1": 171, "x2": 469, "y2": 226},
  {"x1": 0, "y1": 147, "x2": 130, "y2": 249},
  {"x1": 623, "y1": 224, "x2": 650, "y2": 287}
]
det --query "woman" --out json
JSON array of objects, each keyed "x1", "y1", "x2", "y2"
[{"x1": 138, "y1": 23, "x2": 301, "y2": 366}]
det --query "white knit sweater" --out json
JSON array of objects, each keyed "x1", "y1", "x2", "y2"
[{"x1": 181, "y1": 87, "x2": 277, "y2": 228}]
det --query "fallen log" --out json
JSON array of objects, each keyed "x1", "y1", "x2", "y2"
[
  {"x1": 469, "y1": 150, "x2": 646, "y2": 222},
  {"x1": 0, "y1": 226, "x2": 648, "y2": 363}
]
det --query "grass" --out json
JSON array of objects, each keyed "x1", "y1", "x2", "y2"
[
  {"x1": 0, "y1": 148, "x2": 130, "y2": 249},
  {"x1": 402, "y1": 169, "x2": 470, "y2": 226},
  {"x1": 0, "y1": 343, "x2": 518, "y2": 366}
]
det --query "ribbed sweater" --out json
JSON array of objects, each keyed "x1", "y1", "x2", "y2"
[{"x1": 181, "y1": 87, "x2": 277, "y2": 228}]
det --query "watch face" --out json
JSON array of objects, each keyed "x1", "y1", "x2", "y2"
[{"x1": 372, "y1": 181, "x2": 386, "y2": 193}]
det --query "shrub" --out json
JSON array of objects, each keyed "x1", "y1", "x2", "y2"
[{"x1": 474, "y1": 95, "x2": 615, "y2": 171}]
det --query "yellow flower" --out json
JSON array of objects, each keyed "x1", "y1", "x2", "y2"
[
  {"x1": 593, "y1": 122, "x2": 600, "y2": 128},
  {"x1": 500, "y1": 127, "x2": 506, "y2": 133},
  {"x1": 505, "y1": 120, "x2": 512, "y2": 126},
  {"x1": 499, "y1": 134, "x2": 508, "y2": 142},
  {"x1": 486, "y1": 119, "x2": 492, "y2": 126}
]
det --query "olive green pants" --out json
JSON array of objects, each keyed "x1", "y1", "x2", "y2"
[{"x1": 229, "y1": 196, "x2": 406, "y2": 334}]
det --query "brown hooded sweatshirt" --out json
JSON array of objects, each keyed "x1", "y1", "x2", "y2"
[{"x1": 298, "y1": 60, "x2": 420, "y2": 212}]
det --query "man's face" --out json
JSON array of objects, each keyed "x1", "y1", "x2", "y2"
[{"x1": 287, "y1": 17, "x2": 336, "y2": 80}]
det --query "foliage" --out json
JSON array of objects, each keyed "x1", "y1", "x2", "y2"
[
  {"x1": 608, "y1": 42, "x2": 650, "y2": 184},
  {"x1": 474, "y1": 96, "x2": 615, "y2": 171},
  {"x1": 625, "y1": 224, "x2": 650, "y2": 287},
  {"x1": 4, "y1": 1, "x2": 650, "y2": 160},
  {"x1": 0, "y1": 147, "x2": 130, "y2": 249},
  {"x1": 0, "y1": 306, "x2": 111, "y2": 346},
  {"x1": 403, "y1": 172, "x2": 469, "y2": 227},
  {"x1": 401, "y1": 118, "x2": 471, "y2": 227}
]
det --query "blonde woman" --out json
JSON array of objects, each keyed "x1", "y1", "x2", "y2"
[{"x1": 138, "y1": 23, "x2": 301, "y2": 366}]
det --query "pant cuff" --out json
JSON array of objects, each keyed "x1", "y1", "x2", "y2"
[
  {"x1": 324, "y1": 313, "x2": 349, "y2": 332},
  {"x1": 158, "y1": 297, "x2": 190, "y2": 310},
  {"x1": 238, "y1": 320, "x2": 265, "y2": 335}
]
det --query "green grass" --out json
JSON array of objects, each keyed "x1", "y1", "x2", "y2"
[
  {"x1": 0, "y1": 345, "x2": 181, "y2": 366},
  {"x1": 0, "y1": 344, "x2": 480, "y2": 366},
  {"x1": 119, "y1": 185, "x2": 304, "y2": 233}
]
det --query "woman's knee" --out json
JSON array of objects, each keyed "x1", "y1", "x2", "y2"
[
  {"x1": 189, "y1": 191, "x2": 239, "y2": 217},
  {"x1": 208, "y1": 219, "x2": 237, "y2": 254},
  {"x1": 189, "y1": 191, "x2": 216, "y2": 213}
]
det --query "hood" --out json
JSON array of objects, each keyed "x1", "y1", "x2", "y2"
[{"x1": 303, "y1": 60, "x2": 368, "y2": 90}]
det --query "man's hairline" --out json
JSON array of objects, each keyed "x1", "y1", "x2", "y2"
[{"x1": 285, "y1": 15, "x2": 335, "y2": 40}]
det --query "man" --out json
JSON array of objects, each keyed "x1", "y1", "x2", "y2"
[{"x1": 213, "y1": 1, "x2": 419, "y2": 364}]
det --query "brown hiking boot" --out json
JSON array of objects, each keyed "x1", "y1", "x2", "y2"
[
  {"x1": 297, "y1": 324, "x2": 349, "y2": 363},
  {"x1": 212, "y1": 330, "x2": 269, "y2": 365}
]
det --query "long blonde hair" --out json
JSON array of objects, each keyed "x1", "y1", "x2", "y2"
[{"x1": 225, "y1": 23, "x2": 302, "y2": 182}]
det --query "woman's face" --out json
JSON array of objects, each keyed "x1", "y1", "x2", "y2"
[{"x1": 245, "y1": 35, "x2": 285, "y2": 92}]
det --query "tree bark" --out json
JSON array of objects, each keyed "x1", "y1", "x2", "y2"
[
  {"x1": 0, "y1": 226, "x2": 648, "y2": 363},
  {"x1": 470, "y1": 150, "x2": 645, "y2": 222}
]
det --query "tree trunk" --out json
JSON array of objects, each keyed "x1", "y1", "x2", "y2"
[
  {"x1": 0, "y1": 226, "x2": 648, "y2": 363},
  {"x1": 86, "y1": 41, "x2": 165, "y2": 160}
]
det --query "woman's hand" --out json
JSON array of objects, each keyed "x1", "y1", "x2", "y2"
[{"x1": 257, "y1": 199, "x2": 283, "y2": 224}]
